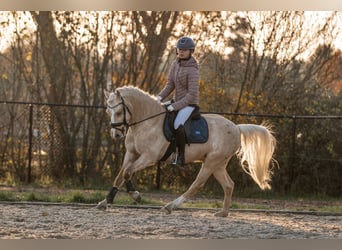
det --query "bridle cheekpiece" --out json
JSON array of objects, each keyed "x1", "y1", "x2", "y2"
[{"x1": 107, "y1": 96, "x2": 132, "y2": 135}]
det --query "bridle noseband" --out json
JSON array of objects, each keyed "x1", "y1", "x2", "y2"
[{"x1": 107, "y1": 97, "x2": 132, "y2": 135}]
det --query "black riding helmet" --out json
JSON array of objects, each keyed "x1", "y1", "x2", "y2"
[{"x1": 176, "y1": 36, "x2": 195, "y2": 52}]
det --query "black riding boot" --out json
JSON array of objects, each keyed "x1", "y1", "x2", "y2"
[{"x1": 172, "y1": 125, "x2": 186, "y2": 168}]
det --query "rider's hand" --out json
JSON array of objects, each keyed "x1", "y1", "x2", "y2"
[
  {"x1": 167, "y1": 105, "x2": 175, "y2": 112},
  {"x1": 162, "y1": 100, "x2": 172, "y2": 106},
  {"x1": 157, "y1": 96, "x2": 162, "y2": 104}
]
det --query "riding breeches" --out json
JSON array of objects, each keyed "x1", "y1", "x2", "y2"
[{"x1": 174, "y1": 106, "x2": 195, "y2": 129}]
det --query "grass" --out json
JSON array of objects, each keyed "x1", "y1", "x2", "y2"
[
  {"x1": 320, "y1": 206, "x2": 342, "y2": 213},
  {"x1": 0, "y1": 187, "x2": 341, "y2": 213},
  {"x1": 0, "y1": 189, "x2": 163, "y2": 206}
]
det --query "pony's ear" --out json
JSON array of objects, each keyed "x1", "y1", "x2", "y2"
[
  {"x1": 114, "y1": 88, "x2": 122, "y2": 98},
  {"x1": 104, "y1": 90, "x2": 110, "y2": 99}
]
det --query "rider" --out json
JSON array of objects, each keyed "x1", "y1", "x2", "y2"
[{"x1": 157, "y1": 36, "x2": 200, "y2": 167}]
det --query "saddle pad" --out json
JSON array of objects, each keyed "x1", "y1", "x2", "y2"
[{"x1": 163, "y1": 114, "x2": 209, "y2": 144}]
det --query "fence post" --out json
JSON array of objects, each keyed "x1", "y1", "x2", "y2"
[
  {"x1": 27, "y1": 104, "x2": 33, "y2": 183},
  {"x1": 156, "y1": 162, "x2": 161, "y2": 189},
  {"x1": 287, "y1": 115, "x2": 297, "y2": 192}
]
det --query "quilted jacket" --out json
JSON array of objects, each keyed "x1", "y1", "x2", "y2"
[{"x1": 158, "y1": 56, "x2": 199, "y2": 111}]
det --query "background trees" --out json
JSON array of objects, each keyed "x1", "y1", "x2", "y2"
[{"x1": 0, "y1": 11, "x2": 341, "y2": 197}]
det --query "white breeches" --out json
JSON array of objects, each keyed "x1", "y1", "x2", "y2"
[{"x1": 174, "y1": 106, "x2": 195, "y2": 129}]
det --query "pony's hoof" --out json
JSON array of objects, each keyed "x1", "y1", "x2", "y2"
[
  {"x1": 129, "y1": 191, "x2": 141, "y2": 203},
  {"x1": 161, "y1": 203, "x2": 172, "y2": 214},
  {"x1": 214, "y1": 210, "x2": 229, "y2": 217},
  {"x1": 96, "y1": 199, "x2": 108, "y2": 211}
]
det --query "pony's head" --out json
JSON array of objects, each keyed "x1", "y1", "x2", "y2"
[
  {"x1": 104, "y1": 86, "x2": 164, "y2": 139},
  {"x1": 104, "y1": 89, "x2": 132, "y2": 139}
]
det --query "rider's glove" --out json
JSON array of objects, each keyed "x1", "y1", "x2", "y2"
[
  {"x1": 162, "y1": 100, "x2": 172, "y2": 106},
  {"x1": 157, "y1": 96, "x2": 162, "y2": 104},
  {"x1": 167, "y1": 105, "x2": 175, "y2": 112}
]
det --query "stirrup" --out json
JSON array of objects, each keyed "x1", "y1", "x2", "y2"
[{"x1": 172, "y1": 154, "x2": 185, "y2": 168}]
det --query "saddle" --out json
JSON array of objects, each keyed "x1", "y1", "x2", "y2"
[
  {"x1": 163, "y1": 107, "x2": 209, "y2": 143},
  {"x1": 159, "y1": 106, "x2": 209, "y2": 162}
]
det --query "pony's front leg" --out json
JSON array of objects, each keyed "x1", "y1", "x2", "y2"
[
  {"x1": 96, "y1": 171, "x2": 140, "y2": 210},
  {"x1": 95, "y1": 169, "x2": 124, "y2": 211},
  {"x1": 125, "y1": 179, "x2": 141, "y2": 203},
  {"x1": 96, "y1": 185, "x2": 120, "y2": 210},
  {"x1": 96, "y1": 151, "x2": 139, "y2": 210},
  {"x1": 120, "y1": 152, "x2": 160, "y2": 203},
  {"x1": 97, "y1": 152, "x2": 156, "y2": 210}
]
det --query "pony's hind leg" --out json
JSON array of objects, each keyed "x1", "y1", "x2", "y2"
[
  {"x1": 212, "y1": 166, "x2": 234, "y2": 217},
  {"x1": 162, "y1": 156, "x2": 232, "y2": 216},
  {"x1": 162, "y1": 164, "x2": 213, "y2": 214}
]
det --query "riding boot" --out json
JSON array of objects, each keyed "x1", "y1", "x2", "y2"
[{"x1": 172, "y1": 125, "x2": 186, "y2": 168}]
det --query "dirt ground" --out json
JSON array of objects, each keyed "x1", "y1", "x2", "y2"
[
  {"x1": 0, "y1": 202, "x2": 341, "y2": 239},
  {"x1": 0, "y1": 187, "x2": 341, "y2": 239}
]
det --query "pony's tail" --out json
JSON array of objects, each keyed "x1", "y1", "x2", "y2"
[{"x1": 237, "y1": 123, "x2": 277, "y2": 190}]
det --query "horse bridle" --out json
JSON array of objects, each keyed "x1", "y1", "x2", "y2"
[
  {"x1": 107, "y1": 96, "x2": 167, "y2": 136},
  {"x1": 107, "y1": 97, "x2": 132, "y2": 135}
]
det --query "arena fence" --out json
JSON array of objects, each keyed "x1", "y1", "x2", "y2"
[{"x1": 0, "y1": 101, "x2": 341, "y2": 196}]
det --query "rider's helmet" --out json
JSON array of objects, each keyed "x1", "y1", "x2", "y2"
[{"x1": 176, "y1": 36, "x2": 195, "y2": 52}]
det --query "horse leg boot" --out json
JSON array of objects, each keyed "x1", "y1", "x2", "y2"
[
  {"x1": 172, "y1": 125, "x2": 186, "y2": 168},
  {"x1": 96, "y1": 186, "x2": 118, "y2": 210},
  {"x1": 126, "y1": 180, "x2": 141, "y2": 202}
]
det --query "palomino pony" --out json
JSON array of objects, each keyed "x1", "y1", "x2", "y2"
[{"x1": 97, "y1": 86, "x2": 276, "y2": 217}]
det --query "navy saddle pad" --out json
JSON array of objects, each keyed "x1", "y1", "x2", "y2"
[{"x1": 163, "y1": 113, "x2": 209, "y2": 144}]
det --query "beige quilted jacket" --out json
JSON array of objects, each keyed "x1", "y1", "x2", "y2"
[{"x1": 158, "y1": 56, "x2": 199, "y2": 111}]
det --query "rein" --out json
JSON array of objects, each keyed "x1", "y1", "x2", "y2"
[
  {"x1": 108, "y1": 96, "x2": 167, "y2": 131},
  {"x1": 129, "y1": 111, "x2": 167, "y2": 126}
]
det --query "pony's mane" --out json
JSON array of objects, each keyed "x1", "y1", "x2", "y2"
[
  {"x1": 115, "y1": 85, "x2": 163, "y2": 122},
  {"x1": 116, "y1": 85, "x2": 156, "y2": 101}
]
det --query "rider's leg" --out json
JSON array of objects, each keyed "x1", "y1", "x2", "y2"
[
  {"x1": 173, "y1": 106, "x2": 195, "y2": 130},
  {"x1": 173, "y1": 106, "x2": 194, "y2": 167},
  {"x1": 173, "y1": 125, "x2": 186, "y2": 167}
]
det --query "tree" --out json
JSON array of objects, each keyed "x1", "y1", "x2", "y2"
[
  {"x1": 231, "y1": 11, "x2": 338, "y2": 114},
  {"x1": 317, "y1": 49, "x2": 342, "y2": 94},
  {"x1": 131, "y1": 11, "x2": 179, "y2": 92},
  {"x1": 30, "y1": 11, "x2": 76, "y2": 178}
]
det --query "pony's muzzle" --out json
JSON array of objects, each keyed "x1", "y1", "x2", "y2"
[{"x1": 111, "y1": 127, "x2": 125, "y2": 139}]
